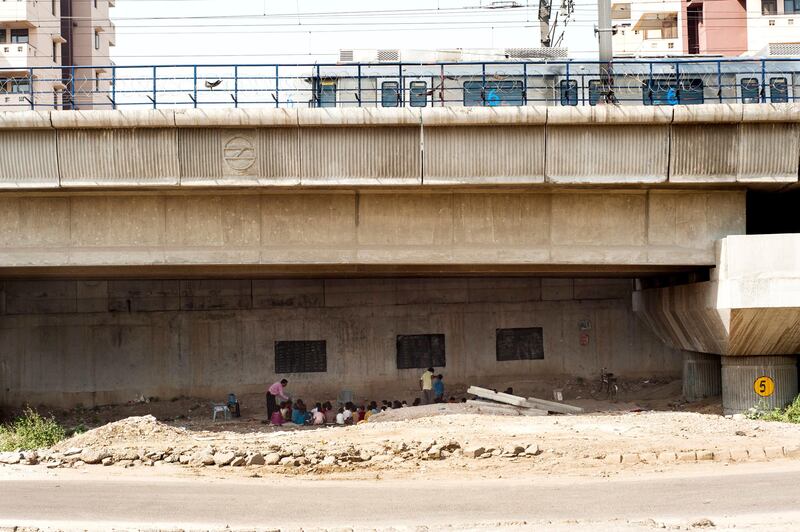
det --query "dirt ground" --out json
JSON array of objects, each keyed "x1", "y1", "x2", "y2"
[
  {"x1": 4, "y1": 378, "x2": 796, "y2": 480},
  {"x1": 33, "y1": 376, "x2": 715, "y2": 432}
]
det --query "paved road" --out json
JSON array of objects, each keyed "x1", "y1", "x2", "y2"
[{"x1": 2, "y1": 465, "x2": 800, "y2": 530}]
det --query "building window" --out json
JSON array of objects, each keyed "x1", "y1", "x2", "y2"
[
  {"x1": 463, "y1": 80, "x2": 524, "y2": 107},
  {"x1": 762, "y1": 0, "x2": 778, "y2": 14},
  {"x1": 95, "y1": 31, "x2": 100, "y2": 50},
  {"x1": 52, "y1": 42, "x2": 57, "y2": 62},
  {"x1": 0, "y1": 29, "x2": 6, "y2": 44},
  {"x1": 769, "y1": 77, "x2": 789, "y2": 103},
  {"x1": 396, "y1": 334, "x2": 446, "y2": 369},
  {"x1": 409, "y1": 81, "x2": 428, "y2": 107},
  {"x1": 559, "y1": 79, "x2": 578, "y2": 106},
  {"x1": 11, "y1": 29, "x2": 29, "y2": 44},
  {"x1": 785, "y1": 0, "x2": 800, "y2": 14},
  {"x1": 661, "y1": 20, "x2": 677, "y2": 39},
  {"x1": 381, "y1": 80, "x2": 400, "y2": 107},
  {"x1": 496, "y1": 328, "x2": 544, "y2": 361},
  {"x1": 274, "y1": 340, "x2": 327, "y2": 374},
  {"x1": 316, "y1": 79, "x2": 336, "y2": 108},
  {"x1": 741, "y1": 77, "x2": 761, "y2": 104},
  {"x1": 9, "y1": 78, "x2": 31, "y2": 94}
]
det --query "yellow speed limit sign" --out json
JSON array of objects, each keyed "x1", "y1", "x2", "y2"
[{"x1": 754, "y1": 376, "x2": 775, "y2": 397}]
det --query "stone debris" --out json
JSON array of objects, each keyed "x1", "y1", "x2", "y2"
[
  {"x1": 0, "y1": 452, "x2": 22, "y2": 465},
  {"x1": 3, "y1": 409, "x2": 798, "y2": 474},
  {"x1": 213, "y1": 451, "x2": 236, "y2": 466},
  {"x1": 80, "y1": 448, "x2": 110, "y2": 465},
  {"x1": 246, "y1": 453, "x2": 265, "y2": 466}
]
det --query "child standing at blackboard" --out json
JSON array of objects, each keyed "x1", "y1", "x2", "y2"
[{"x1": 433, "y1": 374, "x2": 445, "y2": 403}]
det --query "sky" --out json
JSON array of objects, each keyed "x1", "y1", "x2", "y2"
[{"x1": 109, "y1": 0, "x2": 603, "y2": 65}]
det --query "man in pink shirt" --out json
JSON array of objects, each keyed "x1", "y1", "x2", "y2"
[{"x1": 266, "y1": 379, "x2": 289, "y2": 422}]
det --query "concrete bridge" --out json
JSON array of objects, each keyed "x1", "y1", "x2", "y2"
[{"x1": 0, "y1": 104, "x2": 798, "y2": 413}]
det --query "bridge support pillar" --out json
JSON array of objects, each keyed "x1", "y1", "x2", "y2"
[
  {"x1": 721, "y1": 356, "x2": 798, "y2": 415},
  {"x1": 683, "y1": 351, "x2": 721, "y2": 402}
]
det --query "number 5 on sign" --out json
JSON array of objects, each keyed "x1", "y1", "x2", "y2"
[{"x1": 754, "y1": 376, "x2": 775, "y2": 397}]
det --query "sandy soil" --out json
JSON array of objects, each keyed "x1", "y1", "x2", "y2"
[{"x1": 4, "y1": 379, "x2": 794, "y2": 480}]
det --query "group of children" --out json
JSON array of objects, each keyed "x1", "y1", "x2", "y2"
[{"x1": 268, "y1": 396, "x2": 462, "y2": 427}]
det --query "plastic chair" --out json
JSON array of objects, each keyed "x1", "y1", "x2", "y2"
[
  {"x1": 212, "y1": 403, "x2": 231, "y2": 421},
  {"x1": 338, "y1": 390, "x2": 354, "y2": 405}
]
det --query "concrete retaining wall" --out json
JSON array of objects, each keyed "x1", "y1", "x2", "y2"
[
  {"x1": 0, "y1": 277, "x2": 682, "y2": 409},
  {"x1": 0, "y1": 189, "x2": 745, "y2": 270},
  {"x1": 0, "y1": 104, "x2": 797, "y2": 188}
]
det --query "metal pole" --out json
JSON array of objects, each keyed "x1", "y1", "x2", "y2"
[
  {"x1": 112, "y1": 66, "x2": 117, "y2": 109},
  {"x1": 234, "y1": 65, "x2": 239, "y2": 108},
  {"x1": 357, "y1": 64, "x2": 362, "y2": 107},
  {"x1": 152, "y1": 66, "x2": 157, "y2": 109},
  {"x1": 275, "y1": 65, "x2": 280, "y2": 108},
  {"x1": 193, "y1": 65, "x2": 198, "y2": 108},
  {"x1": 29, "y1": 67, "x2": 34, "y2": 110},
  {"x1": 70, "y1": 65, "x2": 75, "y2": 109}
]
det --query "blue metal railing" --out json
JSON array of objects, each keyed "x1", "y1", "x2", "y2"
[{"x1": 1, "y1": 58, "x2": 799, "y2": 111}]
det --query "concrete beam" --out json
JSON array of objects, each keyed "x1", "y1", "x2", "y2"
[
  {"x1": 0, "y1": 189, "x2": 745, "y2": 271},
  {"x1": 0, "y1": 105, "x2": 796, "y2": 189},
  {"x1": 633, "y1": 234, "x2": 800, "y2": 357}
]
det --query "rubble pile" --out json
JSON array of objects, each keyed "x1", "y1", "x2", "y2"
[{"x1": 9, "y1": 436, "x2": 541, "y2": 471}]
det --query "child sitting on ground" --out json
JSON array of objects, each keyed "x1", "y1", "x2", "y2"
[
  {"x1": 336, "y1": 407, "x2": 345, "y2": 425},
  {"x1": 323, "y1": 401, "x2": 337, "y2": 424},
  {"x1": 343, "y1": 402, "x2": 354, "y2": 424}
]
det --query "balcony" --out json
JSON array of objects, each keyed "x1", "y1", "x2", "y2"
[
  {"x1": 0, "y1": 0, "x2": 36, "y2": 27},
  {"x1": 0, "y1": 42, "x2": 28, "y2": 70}
]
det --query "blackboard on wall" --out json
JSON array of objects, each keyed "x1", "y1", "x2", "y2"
[
  {"x1": 275, "y1": 340, "x2": 327, "y2": 373},
  {"x1": 496, "y1": 328, "x2": 544, "y2": 361},
  {"x1": 396, "y1": 334, "x2": 446, "y2": 369}
]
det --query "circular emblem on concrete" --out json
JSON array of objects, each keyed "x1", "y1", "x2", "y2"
[
  {"x1": 754, "y1": 376, "x2": 775, "y2": 397},
  {"x1": 223, "y1": 136, "x2": 256, "y2": 172}
]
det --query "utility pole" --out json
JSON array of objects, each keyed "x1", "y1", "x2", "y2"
[
  {"x1": 538, "y1": 0, "x2": 552, "y2": 47},
  {"x1": 596, "y1": 0, "x2": 614, "y2": 99}
]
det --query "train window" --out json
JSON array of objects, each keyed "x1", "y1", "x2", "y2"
[
  {"x1": 559, "y1": 79, "x2": 578, "y2": 106},
  {"x1": 409, "y1": 81, "x2": 428, "y2": 107},
  {"x1": 463, "y1": 80, "x2": 524, "y2": 107},
  {"x1": 381, "y1": 81, "x2": 400, "y2": 107},
  {"x1": 642, "y1": 78, "x2": 703, "y2": 105},
  {"x1": 588, "y1": 80, "x2": 603, "y2": 106},
  {"x1": 769, "y1": 77, "x2": 789, "y2": 103},
  {"x1": 317, "y1": 80, "x2": 337, "y2": 108},
  {"x1": 741, "y1": 78, "x2": 760, "y2": 104}
]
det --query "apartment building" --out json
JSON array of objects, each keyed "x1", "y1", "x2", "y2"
[
  {"x1": 612, "y1": 1, "x2": 685, "y2": 56},
  {"x1": 0, "y1": 0, "x2": 114, "y2": 110},
  {"x1": 746, "y1": 0, "x2": 800, "y2": 56},
  {"x1": 60, "y1": 0, "x2": 115, "y2": 109}
]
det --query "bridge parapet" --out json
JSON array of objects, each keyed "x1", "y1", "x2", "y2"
[{"x1": 0, "y1": 104, "x2": 797, "y2": 189}]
